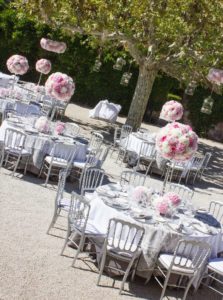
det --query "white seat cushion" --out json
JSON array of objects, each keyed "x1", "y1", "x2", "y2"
[
  {"x1": 159, "y1": 254, "x2": 195, "y2": 274},
  {"x1": 72, "y1": 220, "x2": 104, "y2": 236},
  {"x1": 59, "y1": 198, "x2": 70, "y2": 210},
  {"x1": 208, "y1": 258, "x2": 223, "y2": 275},
  {"x1": 5, "y1": 147, "x2": 31, "y2": 156},
  {"x1": 73, "y1": 160, "x2": 86, "y2": 169},
  {"x1": 45, "y1": 156, "x2": 68, "y2": 168}
]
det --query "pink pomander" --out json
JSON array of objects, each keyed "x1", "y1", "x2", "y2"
[
  {"x1": 160, "y1": 100, "x2": 183, "y2": 122},
  {"x1": 6, "y1": 55, "x2": 29, "y2": 75},
  {"x1": 207, "y1": 68, "x2": 223, "y2": 86},
  {"x1": 156, "y1": 122, "x2": 198, "y2": 161},
  {"x1": 40, "y1": 38, "x2": 67, "y2": 54},
  {"x1": 35, "y1": 116, "x2": 50, "y2": 133},
  {"x1": 36, "y1": 59, "x2": 51, "y2": 74},
  {"x1": 163, "y1": 192, "x2": 181, "y2": 206},
  {"x1": 45, "y1": 72, "x2": 75, "y2": 102},
  {"x1": 55, "y1": 122, "x2": 65, "y2": 135}
]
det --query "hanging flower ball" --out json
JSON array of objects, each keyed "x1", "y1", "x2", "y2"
[
  {"x1": 160, "y1": 100, "x2": 183, "y2": 122},
  {"x1": 6, "y1": 55, "x2": 29, "y2": 75},
  {"x1": 155, "y1": 122, "x2": 198, "y2": 161},
  {"x1": 45, "y1": 72, "x2": 75, "y2": 102},
  {"x1": 36, "y1": 59, "x2": 51, "y2": 74},
  {"x1": 207, "y1": 68, "x2": 223, "y2": 86},
  {"x1": 40, "y1": 38, "x2": 67, "y2": 54}
]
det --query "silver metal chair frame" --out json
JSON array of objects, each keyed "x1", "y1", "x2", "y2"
[
  {"x1": 165, "y1": 183, "x2": 194, "y2": 203},
  {"x1": 64, "y1": 122, "x2": 80, "y2": 137},
  {"x1": 208, "y1": 201, "x2": 223, "y2": 224},
  {"x1": 202, "y1": 258, "x2": 223, "y2": 296},
  {"x1": 97, "y1": 218, "x2": 145, "y2": 294},
  {"x1": 88, "y1": 131, "x2": 104, "y2": 152},
  {"x1": 80, "y1": 167, "x2": 105, "y2": 195},
  {"x1": 135, "y1": 141, "x2": 156, "y2": 176},
  {"x1": 120, "y1": 170, "x2": 147, "y2": 187}
]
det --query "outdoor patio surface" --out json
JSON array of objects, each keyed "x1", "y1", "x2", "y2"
[{"x1": 0, "y1": 103, "x2": 222, "y2": 300}]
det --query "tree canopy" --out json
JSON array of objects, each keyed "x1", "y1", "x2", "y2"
[{"x1": 13, "y1": 0, "x2": 223, "y2": 128}]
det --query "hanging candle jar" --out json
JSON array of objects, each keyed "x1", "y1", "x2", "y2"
[
  {"x1": 113, "y1": 57, "x2": 126, "y2": 71},
  {"x1": 201, "y1": 96, "x2": 214, "y2": 114},
  {"x1": 185, "y1": 81, "x2": 197, "y2": 95},
  {"x1": 92, "y1": 58, "x2": 102, "y2": 72},
  {"x1": 120, "y1": 72, "x2": 132, "y2": 86}
]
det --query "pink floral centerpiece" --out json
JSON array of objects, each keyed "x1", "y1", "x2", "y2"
[
  {"x1": 207, "y1": 68, "x2": 223, "y2": 85},
  {"x1": 36, "y1": 59, "x2": 51, "y2": 74},
  {"x1": 160, "y1": 100, "x2": 183, "y2": 122},
  {"x1": 54, "y1": 122, "x2": 65, "y2": 135},
  {"x1": 153, "y1": 192, "x2": 181, "y2": 216},
  {"x1": 35, "y1": 116, "x2": 50, "y2": 133},
  {"x1": 45, "y1": 72, "x2": 75, "y2": 102},
  {"x1": 40, "y1": 38, "x2": 67, "y2": 54},
  {"x1": 156, "y1": 122, "x2": 198, "y2": 161},
  {"x1": 6, "y1": 55, "x2": 29, "y2": 75},
  {"x1": 131, "y1": 186, "x2": 153, "y2": 208}
]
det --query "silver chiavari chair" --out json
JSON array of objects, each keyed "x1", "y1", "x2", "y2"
[
  {"x1": 80, "y1": 167, "x2": 105, "y2": 195},
  {"x1": 120, "y1": 170, "x2": 147, "y2": 187}
]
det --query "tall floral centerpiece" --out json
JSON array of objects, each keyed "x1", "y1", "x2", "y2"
[
  {"x1": 45, "y1": 72, "x2": 75, "y2": 102},
  {"x1": 159, "y1": 100, "x2": 183, "y2": 122},
  {"x1": 40, "y1": 38, "x2": 67, "y2": 54},
  {"x1": 35, "y1": 59, "x2": 51, "y2": 85},
  {"x1": 156, "y1": 122, "x2": 198, "y2": 192}
]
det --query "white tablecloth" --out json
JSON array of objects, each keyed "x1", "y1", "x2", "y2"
[
  {"x1": 122, "y1": 132, "x2": 156, "y2": 155},
  {"x1": 87, "y1": 184, "x2": 223, "y2": 284},
  {"x1": 89, "y1": 100, "x2": 121, "y2": 123},
  {"x1": 0, "y1": 72, "x2": 18, "y2": 88},
  {"x1": 0, "y1": 120, "x2": 87, "y2": 169}
]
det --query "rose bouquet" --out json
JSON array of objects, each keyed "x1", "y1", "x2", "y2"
[
  {"x1": 160, "y1": 100, "x2": 183, "y2": 122},
  {"x1": 35, "y1": 116, "x2": 50, "y2": 133},
  {"x1": 207, "y1": 68, "x2": 223, "y2": 85},
  {"x1": 54, "y1": 122, "x2": 65, "y2": 135},
  {"x1": 131, "y1": 186, "x2": 153, "y2": 208},
  {"x1": 36, "y1": 59, "x2": 51, "y2": 74},
  {"x1": 40, "y1": 38, "x2": 67, "y2": 53},
  {"x1": 153, "y1": 192, "x2": 181, "y2": 216},
  {"x1": 156, "y1": 122, "x2": 198, "y2": 161},
  {"x1": 45, "y1": 72, "x2": 75, "y2": 102},
  {"x1": 6, "y1": 55, "x2": 29, "y2": 75}
]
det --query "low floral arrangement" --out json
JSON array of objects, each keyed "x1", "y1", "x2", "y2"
[
  {"x1": 6, "y1": 55, "x2": 29, "y2": 75},
  {"x1": 40, "y1": 38, "x2": 67, "y2": 54},
  {"x1": 36, "y1": 59, "x2": 51, "y2": 74},
  {"x1": 0, "y1": 88, "x2": 22, "y2": 100},
  {"x1": 153, "y1": 192, "x2": 181, "y2": 216},
  {"x1": 160, "y1": 100, "x2": 183, "y2": 122},
  {"x1": 131, "y1": 186, "x2": 153, "y2": 208},
  {"x1": 35, "y1": 116, "x2": 50, "y2": 133},
  {"x1": 207, "y1": 68, "x2": 223, "y2": 85},
  {"x1": 156, "y1": 122, "x2": 198, "y2": 161},
  {"x1": 45, "y1": 72, "x2": 75, "y2": 102},
  {"x1": 54, "y1": 122, "x2": 65, "y2": 135}
]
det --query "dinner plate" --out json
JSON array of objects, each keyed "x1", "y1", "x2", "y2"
[{"x1": 102, "y1": 197, "x2": 130, "y2": 210}]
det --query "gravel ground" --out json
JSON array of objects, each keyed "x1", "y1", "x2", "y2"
[{"x1": 0, "y1": 103, "x2": 222, "y2": 300}]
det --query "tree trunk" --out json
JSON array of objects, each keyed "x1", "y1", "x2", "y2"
[{"x1": 126, "y1": 64, "x2": 157, "y2": 130}]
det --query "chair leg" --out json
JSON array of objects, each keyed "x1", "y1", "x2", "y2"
[
  {"x1": 24, "y1": 156, "x2": 30, "y2": 175},
  {"x1": 60, "y1": 225, "x2": 71, "y2": 255},
  {"x1": 47, "y1": 208, "x2": 60, "y2": 234},
  {"x1": 0, "y1": 150, "x2": 5, "y2": 168},
  {"x1": 119, "y1": 258, "x2": 136, "y2": 295},
  {"x1": 97, "y1": 249, "x2": 107, "y2": 286},
  {"x1": 71, "y1": 233, "x2": 85, "y2": 267},
  {"x1": 159, "y1": 272, "x2": 171, "y2": 300},
  {"x1": 44, "y1": 163, "x2": 53, "y2": 187},
  {"x1": 12, "y1": 155, "x2": 21, "y2": 177},
  {"x1": 182, "y1": 277, "x2": 194, "y2": 300}
]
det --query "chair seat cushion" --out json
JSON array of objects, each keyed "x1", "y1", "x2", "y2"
[
  {"x1": 58, "y1": 197, "x2": 70, "y2": 210},
  {"x1": 158, "y1": 254, "x2": 195, "y2": 274},
  {"x1": 208, "y1": 258, "x2": 223, "y2": 275},
  {"x1": 5, "y1": 147, "x2": 31, "y2": 156},
  {"x1": 45, "y1": 156, "x2": 68, "y2": 168},
  {"x1": 72, "y1": 220, "x2": 105, "y2": 236},
  {"x1": 73, "y1": 160, "x2": 86, "y2": 169}
]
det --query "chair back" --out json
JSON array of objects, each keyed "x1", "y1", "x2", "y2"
[
  {"x1": 86, "y1": 148, "x2": 102, "y2": 167},
  {"x1": 166, "y1": 183, "x2": 194, "y2": 203},
  {"x1": 68, "y1": 192, "x2": 90, "y2": 232},
  {"x1": 98, "y1": 146, "x2": 111, "y2": 167},
  {"x1": 4, "y1": 128, "x2": 26, "y2": 151},
  {"x1": 208, "y1": 201, "x2": 223, "y2": 224},
  {"x1": 2, "y1": 108, "x2": 16, "y2": 121},
  {"x1": 65, "y1": 122, "x2": 80, "y2": 137},
  {"x1": 106, "y1": 218, "x2": 144, "y2": 254},
  {"x1": 120, "y1": 124, "x2": 132, "y2": 139},
  {"x1": 50, "y1": 142, "x2": 77, "y2": 167},
  {"x1": 89, "y1": 131, "x2": 104, "y2": 151},
  {"x1": 191, "y1": 154, "x2": 205, "y2": 170},
  {"x1": 170, "y1": 239, "x2": 211, "y2": 273},
  {"x1": 81, "y1": 167, "x2": 105, "y2": 195},
  {"x1": 201, "y1": 152, "x2": 212, "y2": 171},
  {"x1": 120, "y1": 170, "x2": 147, "y2": 187},
  {"x1": 56, "y1": 169, "x2": 68, "y2": 206},
  {"x1": 140, "y1": 141, "x2": 156, "y2": 158}
]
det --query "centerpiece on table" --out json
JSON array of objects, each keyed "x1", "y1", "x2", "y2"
[
  {"x1": 153, "y1": 192, "x2": 181, "y2": 217},
  {"x1": 159, "y1": 100, "x2": 184, "y2": 122},
  {"x1": 45, "y1": 72, "x2": 75, "y2": 102},
  {"x1": 35, "y1": 59, "x2": 51, "y2": 85},
  {"x1": 54, "y1": 122, "x2": 65, "y2": 135},
  {"x1": 131, "y1": 186, "x2": 153, "y2": 209},
  {"x1": 35, "y1": 116, "x2": 50, "y2": 133}
]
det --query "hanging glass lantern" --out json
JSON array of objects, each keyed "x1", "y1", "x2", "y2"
[
  {"x1": 120, "y1": 72, "x2": 132, "y2": 86},
  {"x1": 113, "y1": 57, "x2": 126, "y2": 71},
  {"x1": 200, "y1": 96, "x2": 214, "y2": 114},
  {"x1": 185, "y1": 81, "x2": 197, "y2": 95},
  {"x1": 92, "y1": 59, "x2": 102, "y2": 72}
]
